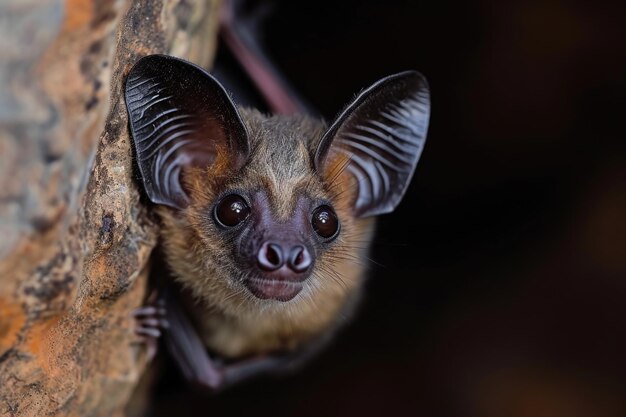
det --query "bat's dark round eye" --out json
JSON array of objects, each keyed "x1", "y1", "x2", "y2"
[
  {"x1": 312, "y1": 205, "x2": 340, "y2": 240},
  {"x1": 214, "y1": 194, "x2": 250, "y2": 227}
]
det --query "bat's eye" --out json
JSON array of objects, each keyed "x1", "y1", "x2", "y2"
[
  {"x1": 312, "y1": 205, "x2": 340, "y2": 241},
  {"x1": 214, "y1": 194, "x2": 250, "y2": 227}
]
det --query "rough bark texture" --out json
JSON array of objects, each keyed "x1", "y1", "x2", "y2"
[{"x1": 0, "y1": 0, "x2": 220, "y2": 415}]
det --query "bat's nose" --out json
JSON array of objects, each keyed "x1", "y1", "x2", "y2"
[{"x1": 257, "y1": 242, "x2": 312, "y2": 273}]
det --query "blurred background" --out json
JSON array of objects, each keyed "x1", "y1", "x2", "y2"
[{"x1": 151, "y1": 0, "x2": 626, "y2": 416}]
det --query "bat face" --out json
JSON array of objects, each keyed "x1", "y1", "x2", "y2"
[
  {"x1": 125, "y1": 55, "x2": 430, "y2": 356},
  {"x1": 167, "y1": 109, "x2": 354, "y2": 306},
  {"x1": 211, "y1": 187, "x2": 335, "y2": 303},
  {"x1": 213, "y1": 190, "x2": 321, "y2": 303}
]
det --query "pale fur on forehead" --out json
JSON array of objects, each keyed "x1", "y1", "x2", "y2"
[{"x1": 237, "y1": 108, "x2": 328, "y2": 219}]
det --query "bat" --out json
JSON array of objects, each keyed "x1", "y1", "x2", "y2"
[{"x1": 125, "y1": 42, "x2": 430, "y2": 391}]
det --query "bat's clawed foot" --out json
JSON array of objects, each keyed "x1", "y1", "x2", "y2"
[{"x1": 132, "y1": 290, "x2": 169, "y2": 361}]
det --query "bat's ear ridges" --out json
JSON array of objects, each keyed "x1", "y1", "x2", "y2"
[
  {"x1": 314, "y1": 71, "x2": 430, "y2": 218},
  {"x1": 125, "y1": 54, "x2": 249, "y2": 210}
]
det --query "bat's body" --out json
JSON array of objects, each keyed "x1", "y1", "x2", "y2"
[{"x1": 126, "y1": 12, "x2": 430, "y2": 388}]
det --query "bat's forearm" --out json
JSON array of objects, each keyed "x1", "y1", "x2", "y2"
[{"x1": 219, "y1": 0, "x2": 311, "y2": 115}]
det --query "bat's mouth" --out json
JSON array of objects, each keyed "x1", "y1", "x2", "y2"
[{"x1": 245, "y1": 276, "x2": 303, "y2": 301}]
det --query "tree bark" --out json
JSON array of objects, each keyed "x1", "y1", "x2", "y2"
[{"x1": 0, "y1": 1, "x2": 220, "y2": 415}]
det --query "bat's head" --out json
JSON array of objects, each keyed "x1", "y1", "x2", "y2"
[{"x1": 125, "y1": 55, "x2": 430, "y2": 354}]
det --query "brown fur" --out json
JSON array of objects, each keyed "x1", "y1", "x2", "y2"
[{"x1": 158, "y1": 108, "x2": 376, "y2": 358}]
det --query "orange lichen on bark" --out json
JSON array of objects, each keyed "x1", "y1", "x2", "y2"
[
  {"x1": 0, "y1": 0, "x2": 220, "y2": 415},
  {"x1": 62, "y1": 0, "x2": 94, "y2": 31},
  {"x1": 0, "y1": 298, "x2": 26, "y2": 355}
]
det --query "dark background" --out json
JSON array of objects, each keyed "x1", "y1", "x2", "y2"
[{"x1": 151, "y1": 1, "x2": 626, "y2": 416}]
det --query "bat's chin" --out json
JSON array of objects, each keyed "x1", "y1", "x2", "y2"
[{"x1": 244, "y1": 267, "x2": 311, "y2": 302}]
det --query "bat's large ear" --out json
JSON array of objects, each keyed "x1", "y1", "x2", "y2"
[
  {"x1": 314, "y1": 71, "x2": 430, "y2": 218},
  {"x1": 125, "y1": 54, "x2": 249, "y2": 210}
]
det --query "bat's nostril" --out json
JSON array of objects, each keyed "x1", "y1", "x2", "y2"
[
  {"x1": 266, "y1": 243, "x2": 282, "y2": 265},
  {"x1": 257, "y1": 242, "x2": 284, "y2": 271},
  {"x1": 289, "y1": 245, "x2": 312, "y2": 272}
]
